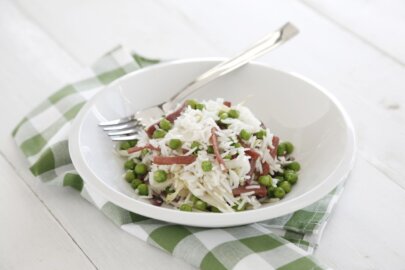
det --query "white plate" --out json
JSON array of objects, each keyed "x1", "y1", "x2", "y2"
[{"x1": 69, "y1": 59, "x2": 356, "y2": 227}]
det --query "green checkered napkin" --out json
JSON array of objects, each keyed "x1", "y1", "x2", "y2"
[{"x1": 13, "y1": 46, "x2": 339, "y2": 270}]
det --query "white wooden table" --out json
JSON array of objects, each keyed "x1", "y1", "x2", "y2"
[{"x1": 1, "y1": 0, "x2": 405, "y2": 269}]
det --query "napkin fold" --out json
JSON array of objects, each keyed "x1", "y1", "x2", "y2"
[{"x1": 13, "y1": 46, "x2": 339, "y2": 270}]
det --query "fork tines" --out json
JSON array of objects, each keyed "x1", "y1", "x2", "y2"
[{"x1": 99, "y1": 116, "x2": 143, "y2": 141}]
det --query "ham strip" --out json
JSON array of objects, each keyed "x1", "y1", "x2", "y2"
[
  {"x1": 232, "y1": 185, "x2": 267, "y2": 198},
  {"x1": 244, "y1": 148, "x2": 260, "y2": 184},
  {"x1": 210, "y1": 127, "x2": 227, "y2": 171},
  {"x1": 261, "y1": 162, "x2": 270, "y2": 176},
  {"x1": 150, "y1": 195, "x2": 164, "y2": 206},
  {"x1": 223, "y1": 101, "x2": 231, "y2": 107},
  {"x1": 153, "y1": 155, "x2": 196, "y2": 165},
  {"x1": 128, "y1": 144, "x2": 160, "y2": 154},
  {"x1": 246, "y1": 157, "x2": 257, "y2": 184},
  {"x1": 146, "y1": 103, "x2": 187, "y2": 138},
  {"x1": 146, "y1": 122, "x2": 159, "y2": 138},
  {"x1": 269, "y1": 136, "x2": 280, "y2": 159},
  {"x1": 245, "y1": 149, "x2": 260, "y2": 159},
  {"x1": 165, "y1": 103, "x2": 186, "y2": 122}
]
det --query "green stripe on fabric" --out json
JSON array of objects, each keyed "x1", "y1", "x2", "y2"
[
  {"x1": 130, "y1": 212, "x2": 150, "y2": 223},
  {"x1": 285, "y1": 210, "x2": 325, "y2": 232},
  {"x1": 74, "y1": 77, "x2": 103, "y2": 91},
  {"x1": 21, "y1": 134, "x2": 46, "y2": 156},
  {"x1": 201, "y1": 240, "x2": 253, "y2": 269},
  {"x1": 63, "y1": 173, "x2": 83, "y2": 191},
  {"x1": 282, "y1": 231, "x2": 310, "y2": 250},
  {"x1": 149, "y1": 225, "x2": 192, "y2": 253},
  {"x1": 172, "y1": 234, "x2": 209, "y2": 268},
  {"x1": 12, "y1": 117, "x2": 28, "y2": 137},
  {"x1": 102, "y1": 202, "x2": 132, "y2": 225},
  {"x1": 132, "y1": 53, "x2": 160, "y2": 67},
  {"x1": 200, "y1": 252, "x2": 227, "y2": 270},
  {"x1": 20, "y1": 102, "x2": 85, "y2": 157},
  {"x1": 240, "y1": 235, "x2": 283, "y2": 253},
  {"x1": 30, "y1": 148, "x2": 55, "y2": 176},
  {"x1": 26, "y1": 100, "x2": 52, "y2": 121},
  {"x1": 97, "y1": 68, "x2": 127, "y2": 84},
  {"x1": 49, "y1": 85, "x2": 77, "y2": 104},
  {"x1": 286, "y1": 239, "x2": 310, "y2": 250},
  {"x1": 49, "y1": 140, "x2": 71, "y2": 168},
  {"x1": 283, "y1": 231, "x2": 305, "y2": 241},
  {"x1": 277, "y1": 256, "x2": 324, "y2": 270},
  {"x1": 64, "y1": 101, "x2": 85, "y2": 120}
]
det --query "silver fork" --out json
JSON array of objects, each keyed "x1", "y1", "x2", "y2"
[{"x1": 99, "y1": 22, "x2": 299, "y2": 141}]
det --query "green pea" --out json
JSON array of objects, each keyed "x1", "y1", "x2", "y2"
[
  {"x1": 137, "y1": 184, "x2": 149, "y2": 196},
  {"x1": 124, "y1": 171, "x2": 135, "y2": 182},
  {"x1": 124, "y1": 159, "x2": 135, "y2": 170},
  {"x1": 159, "y1": 118, "x2": 172, "y2": 131},
  {"x1": 135, "y1": 163, "x2": 148, "y2": 175},
  {"x1": 267, "y1": 185, "x2": 275, "y2": 197},
  {"x1": 232, "y1": 203, "x2": 247, "y2": 212},
  {"x1": 120, "y1": 141, "x2": 131, "y2": 150},
  {"x1": 131, "y1": 179, "x2": 143, "y2": 189},
  {"x1": 191, "y1": 141, "x2": 201, "y2": 151},
  {"x1": 239, "y1": 129, "x2": 251, "y2": 141},
  {"x1": 141, "y1": 149, "x2": 149, "y2": 157},
  {"x1": 152, "y1": 129, "x2": 167, "y2": 139},
  {"x1": 274, "y1": 175, "x2": 285, "y2": 183},
  {"x1": 285, "y1": 142, "x2": 294, "y2": 154},
  {"x1": 207, "y1": 145, "x2": 214, "y2": 154},
  {"x1": 201, "y1": 161, "x2": 213, "y2": 172},
  {"x1": 258, "y1": 175, "x2": 272, "y2": 187},
  {"x1": 191, "y1": 195, "x2": 199, "y2": 204},
  {"x1": 228, "y1": 109, "x2": 240, "y2": 119},
  {"x1": 195, "y1": 103, "x2": 205, "y2": 110},
  {"x1": 223, "y1": 154, "x2": 232, "y2": 160},
  {"x1": 274, "y1": 187, "x2": 285, "y2": 198},
  {"x1": 167, "y1": 139, "x2": 182, "y2": 150},
  {"x1": 194, "y1": 200, "x2": 208, "y2": 211},
  {"x1": 179, "y1": 204, "x2": 193, "y2": 211},
  {"x1": 219, "y1": 112, "x2": 228, "y2": 120},
  {"x1": 286, "y1": 161, "x2": 300, "y2": 171},
  {"x1": 128, "y1": 140, "x2": 138, "y2": 147},
  {"x1": 233, "y1": 142, "x2": 242, "y2": 148},
  {"x1": 165, "y1": 186, "x2": 175, "y2": 194},
  {"x1": 210, "y1": 206, "x2": 221, "y2": 212},
  {"x1": 284, "y1": 170, "x2": 298, "y2": 185},
  {"x1": 279, "y1": 181, "x2": 292, "y2": 193},
  {"x1": 277, "y1": 143, "x2": 287, "y2": 156},
  {"x1": 255, "y1": 130, "x2": 266, "y2": 139},
  {"x1": 186, "y1": 99, "x2": 198, "y2": 109},
  {"x1": 153, "y1": 170, "x2": 167, "y2": 183}
]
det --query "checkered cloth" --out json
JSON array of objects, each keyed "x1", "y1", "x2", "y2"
[{"x1": 13, "y1": 46, "x2": 341, "y2": 270}]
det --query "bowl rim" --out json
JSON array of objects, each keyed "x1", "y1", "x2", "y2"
[{"x1": 69, "y1": 58, "x2": 357, "y2": 227}]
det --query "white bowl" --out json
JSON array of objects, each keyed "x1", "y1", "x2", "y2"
[{"x1": 69, "y1": 59, "x2": 356, "y2": 227}]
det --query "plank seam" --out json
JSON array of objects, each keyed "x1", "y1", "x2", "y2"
[
  {"x1": 12, "y1": 0, "x2": 86, "y2": 66},
  {"x1": 0, "y1": 150, "x2": 99, "y2": 270},
  {"x1": 300, "y1": 0, "x2": 405, "y2": 68}
]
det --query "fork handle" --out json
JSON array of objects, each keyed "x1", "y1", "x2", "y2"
[{"x1": 164, "y1": 22, "x2": 299, "y2": 109}]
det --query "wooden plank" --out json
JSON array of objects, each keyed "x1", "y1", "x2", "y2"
[
  {"x1": 157, "y1": 0, "x2": 405, "y2": 189},
  {"x1": 0, "y1": 0, "x2": 88, "y2": 132},
  {"x1": 6, "y1": 0, "x2": 405, "y2": 269},
  {"x1": 302, "y1": 0, "x2": 405, "y2": 65},
  {"x1": 0, "y1": 1, "x2": 193, "y2": 269},
  {"x1": 0, "y1": 156, "x2": 96, "y2": 270},
  {"x1": 316, "y1": 157, "x2": 405, "y2": 269},
  {"x1": 4, "y1": 141, "x2": 194, "y2": 270},
  {"x1": 13, "y1": 0, "x2": 221, "y2": 65}
]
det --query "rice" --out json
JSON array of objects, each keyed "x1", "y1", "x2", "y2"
[{"x1": 119, "y1": 98, "x2": 296, "y2": 212}]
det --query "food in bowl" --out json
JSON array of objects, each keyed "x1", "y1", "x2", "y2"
[{"x1": 118, "y1": 98, "x2": 300, "y2": 213}]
